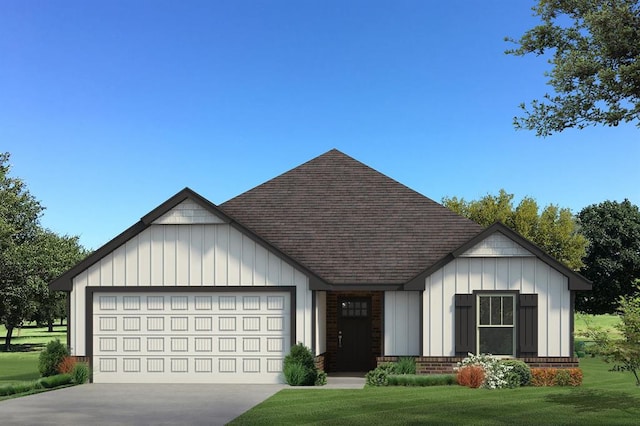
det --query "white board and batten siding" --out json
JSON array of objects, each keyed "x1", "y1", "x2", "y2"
[
  {"x1": 384, "y1": 292, "x2": 420, "y2": 356},
  {"x1": 422, "y1": 232, "x2": 572, "y2": 358},
  {"x1": 68, "y1": 199, "x2": 314, "y2": 383}
]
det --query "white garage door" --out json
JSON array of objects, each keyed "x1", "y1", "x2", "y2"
[{"x1": 92, "y1": 291, "x2": 291, "y2": 384}]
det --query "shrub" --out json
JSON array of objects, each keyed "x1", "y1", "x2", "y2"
[
  {"x1": 57, "y1": 356, "x2": 77, "y2": 374},
  {"x1": 366, "y1": 363, "x2": 396, "y2": 386},
  {"x1": 283, "y1": 343, "x2": 317, "y2": 386},
  {"x1": 283, "y1": 362, "x2": 311, "y2": 386},
  {"x1": 37, "y1": 374, "x2": 73, "y2": 389},
  {"x1": 72, "y1": 362, "x2": 90, "y2": 384},
  {"x1": 531, "y1": 368, "x2": 583, "y2": 387},
  {"x1": 555, "y1": 369, "x2": 571, "y2": 386},
  {"x1": 387, "y1": 374, "x2": 457, "y2": 387},
  {"x1": 39, "y1": 339, "x2": 70, "y2": 377},
  {"x1": 315, "y1": 370, "x2": 327, "y2": 386},
  {"x1": 501, "y1": 360, "x2": 532, "y2": 387},
  {"x1": 457, "y1": 365, "x2": 485, "y2": 388},
  {"x1": 394, "y1": 357, "x2": 416, "y2": 375},
  {"x1": 531, "y1": 368, "x2": 557, "y2": 386},
  {"x1": 284, "y1": 343, "x2": 316, "y2": 371},
  {"x1": 574, "y1": 340, "x2": 586, "y2": 358},
  {"x1": 456, "y1": 353, "x2": 513, "y2": 389},
  {"x1": 0, "y1": 382, "x2": 34, "y2": 397},
  {"x1": 567, "y1": 368, "x2": 583, "y2": 386}
]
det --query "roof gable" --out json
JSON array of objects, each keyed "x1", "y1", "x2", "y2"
[
  {"x1": 405, "y1": 222, "x2": 592, "y2": 291},
  {"x1": 220, "y1": 149, "x2": 483, "y2": 285},
  {"x1": 49, "y1": 188, "x2": 325, "y2": 291}
]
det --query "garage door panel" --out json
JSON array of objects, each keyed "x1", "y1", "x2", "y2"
[{"x1": 93, "y1": 291, "x2": 290, "y2": 384}]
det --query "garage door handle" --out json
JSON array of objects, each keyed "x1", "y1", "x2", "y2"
[{"x1": 338, "y1": 331, "x2": 342, "y2": 348}]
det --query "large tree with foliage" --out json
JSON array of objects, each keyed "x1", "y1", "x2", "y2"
[
  {"x1": 29, "y1": 230, "x2": 87, "y2": 332},
  {"x1": 506, "y1": 0, "x2": 640, "y2": 136},
  {"x1": 577, "y1": 200, "x2": 640, "y2": 314},
  {"x1": 0, "y1": 153, "x2": 86, "y2": 350},
  {"x1": 443, "y1": 189, "x2": 587, "y2": 270},
  {"x1": 0, "y1": 152, "x2": 43, "y2": 350}
]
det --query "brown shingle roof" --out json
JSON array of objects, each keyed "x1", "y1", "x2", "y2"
[{"x1": 220, "y1": 149, "x2": 483, "y2": 285}]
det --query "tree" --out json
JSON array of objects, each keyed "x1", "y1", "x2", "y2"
[
  {"x1": 29, "y1": 230, "x2": 87, "y2": 332},
  {"x1": 443, "y1": 189, "x2": 587, "y2": 270},
  {"x1": 583, "y1": 288, "x2": 640, "y2": 386},
  {"x1": 506, "y1": 0, "x2": 640, "y2": 136},
  {"x1": 0, "y1": 153, "x2": 43, "y2": 350},
  {"x1": 0, "y1": 153, "x2": 87, "y2": 350},
  {"x1": 577, "y1": 200, "x2": 640, "y2": 314}
]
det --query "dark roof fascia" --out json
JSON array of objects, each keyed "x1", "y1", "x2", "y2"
[
  {"x1": 404, "y1": 222, "x2": 592, "y2": 291},
  {"x1": 328, "y1": 284, "x2": 405, "y2": 291},
  {"x1": 50, "y1": 187, "x2": 330, "y2": 292},
  {"x1": 404, "y1": 254, "x2": 456, "y2": 290},
  {"x1": 50, "y1": 188, "x2": 201, "y2": 291}
]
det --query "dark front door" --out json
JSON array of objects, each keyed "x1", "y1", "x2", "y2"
[{"x1": 336, "y1": 297, "x2": 372, "y2": 371}]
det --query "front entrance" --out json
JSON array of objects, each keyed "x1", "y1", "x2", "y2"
[{"x1": 336, "y1": 297, "x2": 372, "y2": 372}]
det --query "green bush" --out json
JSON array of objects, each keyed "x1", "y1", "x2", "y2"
[
  {"x1": 315, "y1": 370, "x2": 327, "y2": 386},
  {"x1": 555, "y1": 369, "x2": 571, "y2": 386},
  {"x1": 72, "y1": 362, "x2": 90, "y2": 384},
  {"x1": 283, "y1": 343, "x2": 317, "y2": 386},
  {"x1": 387, "y1": 374, "x2": 457, "y2": 387},
  {"x1": 501, "y1": 360, "x2": 532, "y2": 387},
  {"x1": 283, "y1": 362, "x2": 312, "y2": 386},
  {"x1": 394, "y1": 357, "x2": 417, "y2": 375},
  {"x1": 574, "y1": 340, "x2": 586, "y2": 358},
  {"x1": 0, "y1": 382, "x2": 33, "y2": 397},
  {"x1": 38, "y1": 374, "x2": 73, "y2": 389},
  {"x1": 366, "y1": 363, "x2": 396, "y2": 386},
  {"x1": 39, "y1": 339, "x2": 69, "y2": 377}
]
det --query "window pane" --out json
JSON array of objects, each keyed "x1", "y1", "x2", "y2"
[
  {"x1": 503, "y1": 297, "x2": 514, "y2": 325},
  {"x1": 479, "y1": 297, "x2": 490, "y2": 325},
  {"x1": 490, "y1": 296, "x2": 502, "y2": 325},
  {"x1": 479, "y1": 328, "x2": 514, "y2": 355}
]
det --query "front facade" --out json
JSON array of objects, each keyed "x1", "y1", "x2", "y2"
[{"x1": 50, "y1": 150, "x2": 590, "y2": 383}]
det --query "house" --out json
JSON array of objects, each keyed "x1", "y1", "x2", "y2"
[{"x1": 50, "y1": 149, "x2": 591, "y2": 383}]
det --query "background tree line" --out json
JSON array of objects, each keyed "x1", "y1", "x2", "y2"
[{"x1": 443, "y1": 191, "x2": 640, "y2": 315}]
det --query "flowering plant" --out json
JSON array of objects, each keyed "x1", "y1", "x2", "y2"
[{"x1": 455, "y1": 353, "x2": 513, "y2": 389}]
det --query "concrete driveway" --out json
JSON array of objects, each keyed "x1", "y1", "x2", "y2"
[{"x1": 0, "y1": 383, "x2": 284, "y2": 425}]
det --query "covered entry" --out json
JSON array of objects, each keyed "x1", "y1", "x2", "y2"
[{"x1": 325, "y1": 291, "x2": 382, "y2": 372}]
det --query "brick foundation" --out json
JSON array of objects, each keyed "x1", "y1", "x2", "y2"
[
  {"x1": 315, "y1": 353, "x2": 326, "y2": 371},
  {"x1": 377, "y1": 356, "x2": 580, "y2": 374}
]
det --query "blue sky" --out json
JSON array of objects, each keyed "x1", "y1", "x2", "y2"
[{"x1": 2, "y1": 0, "x2": 638, "y2": 250}]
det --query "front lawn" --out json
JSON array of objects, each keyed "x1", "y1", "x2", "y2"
[
  {"x1": 0, "y1": 325, "x2": 66, "y2": 385},
  {"x1": 230, "y1": 357, "x2": 640, "y2": 425}
]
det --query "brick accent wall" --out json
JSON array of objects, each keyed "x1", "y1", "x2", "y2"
[
  {"x1": 377, "y1": 356, "x2": 580, "y2": 374},
  {"x1": 315, "y1": 353, "x2": 326, "y2": 371},
  {"x1": 326, "y1": 291, "x2": 382, "y2": 372}
]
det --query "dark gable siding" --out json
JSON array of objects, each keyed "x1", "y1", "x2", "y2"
[
  {"x1": 454, "y1": 294, "x2": 475, "y2": 356},
  {"x1": 455, "y1": 292, "x2": 539, "y2": 357},
  {"x1": 518, "y1": 294, "x2": 538, "y2": 357}
]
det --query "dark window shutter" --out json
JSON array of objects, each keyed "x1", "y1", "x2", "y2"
[
  {"x1": 455, "y1": 294, "x2": 475, "y2": 356},
  {"x1": 518, "y1": 294, "x2": 538, "y2": 357}
]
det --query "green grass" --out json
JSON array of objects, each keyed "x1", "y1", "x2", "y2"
[
  {"x1": 231, "y1": 357, "x2": 640, "y2": 425},
  {"x1": 0, "y1": 324, "x2": 66, "y2": 385},
  {"x1": 574, "y1": 313, "x2": 621, "y2": 339}
]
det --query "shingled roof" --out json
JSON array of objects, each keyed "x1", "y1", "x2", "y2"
[{"x1": 220, "y1": 149, "x2": 483, "y2": 286}]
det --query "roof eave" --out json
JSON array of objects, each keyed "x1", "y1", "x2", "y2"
[{"x1": 403, "y1": 222, "x2": 592, "y2": 292}]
